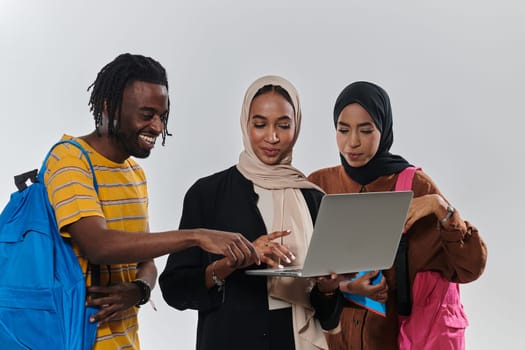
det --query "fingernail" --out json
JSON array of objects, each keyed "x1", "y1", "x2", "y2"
[
  {"x1": 278, "y1": 264, "x2": 284, "y2": 269},
  {"x1": 286, "y1": 229, "x2": 291, "y2": 233},
  {"x1": 285, "y1": 257, "x2": 291, "y2": 263},
  {"x1": 290, "y1": 253, "x2": 296, "y2": 260},
  {"x1": 89, "y1": 316, "x2": 95, "y2": 323}
]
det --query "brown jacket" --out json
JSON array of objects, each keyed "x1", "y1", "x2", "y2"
[{"x1": 308, "y1": 166, "x2": 487, "y2": 350}]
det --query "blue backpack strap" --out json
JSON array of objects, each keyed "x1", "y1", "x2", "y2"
[
  {"x1": 38, "y1": 139, "x2": 102, "y2": 286},
  {"x1": 38, "y1": 139, "x2": 99, "y2": 193}
]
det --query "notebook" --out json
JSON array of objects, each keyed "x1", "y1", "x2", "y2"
[{"x1": 245, "y1": 191, "x2": 413, "y2": 278}]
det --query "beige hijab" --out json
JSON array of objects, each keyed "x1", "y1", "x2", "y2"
[{"x1": 236, "y1": 75, "x2": 328, "y2": 350}]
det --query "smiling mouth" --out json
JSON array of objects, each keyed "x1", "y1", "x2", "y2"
[{"x1": 139, "y1": 134, "x2": 157, "y2": 147}]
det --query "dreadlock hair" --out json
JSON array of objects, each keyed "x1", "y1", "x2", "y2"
[{"x1": 87, "y1": 53, "x2": 172, "y2": 145}]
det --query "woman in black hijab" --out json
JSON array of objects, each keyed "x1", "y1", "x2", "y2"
[
  {"x1": 333, "y1": 81, "x2": 412, "y2": 185},
  {"x1": 308, "y1": 81, "x2": 487, "y2": 350}
]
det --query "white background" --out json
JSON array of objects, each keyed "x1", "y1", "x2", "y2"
[{"x1": 1, "y1": 0, "x2": 523, "y2": 348}]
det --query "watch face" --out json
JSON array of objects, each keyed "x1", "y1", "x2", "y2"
[
  {"x1": 440, "y1": 205, "x2": 455, "y2": 223},
  {"x1": 133, "y1": 279, "x2": 151, "y2": 305}
]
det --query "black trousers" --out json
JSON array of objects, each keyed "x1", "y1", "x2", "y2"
[{"x1": 269, "y1": 307, "x2": 295, "y2": 349}]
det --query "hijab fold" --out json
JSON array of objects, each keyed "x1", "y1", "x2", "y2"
[
  {"x1": 236, "y1": 76, "x2": 327, "y2": 350},
  {"x1": 333, "y1": 81, "x2": 412, "y2": 185}
]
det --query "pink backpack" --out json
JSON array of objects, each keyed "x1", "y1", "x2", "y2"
[{"x1": 395, "y1": 167, "x2": 468, "y2": 350}]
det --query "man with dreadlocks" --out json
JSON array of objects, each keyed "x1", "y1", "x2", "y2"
[{"x1": 43, "y1": 53, "x2": 260, "y2": 350}]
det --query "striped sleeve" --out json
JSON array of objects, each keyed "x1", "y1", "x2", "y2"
[{"x1": 43, "y1": 144, "x2": 104, "y2": 235}]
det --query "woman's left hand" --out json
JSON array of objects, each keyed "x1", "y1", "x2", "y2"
[
  {"x1": 404, "y1": 194, "x2": 447, "y2": 232},
  {"x1": 339, "y1": 271, "x2": 388, "y2": 303},
  {"x1": 253, "y1": 230, "x2": 295, "y2": 268}
]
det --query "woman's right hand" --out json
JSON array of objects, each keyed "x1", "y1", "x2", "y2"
[
  {"x1": 253, "y1": 230, "x2": 296, "y2": 268},
  {"x1": 339, "y1": 270, "x2": 389, "y2": 303}
]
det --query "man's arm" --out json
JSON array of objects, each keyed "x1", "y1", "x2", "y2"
[
  {"x1": 135, "y1": 260, "x2": 157, "y2": 290},
  {"x1": 66, "y1": 216, "x2": 260, "y2": 267}
]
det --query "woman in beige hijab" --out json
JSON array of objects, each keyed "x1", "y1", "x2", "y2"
[{"x1": 160, "y1": 76, "x2": 344, "y2": 350}]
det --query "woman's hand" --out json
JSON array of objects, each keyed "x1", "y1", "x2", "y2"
[
  {"x1": 253, "y1": 230, "x2": 295, "y2": 268},
  {"x1": 315, "y1": 273, "x2": 355, "y2": 295},
  {"x1": 404, "y1": 194, "x2": 447, "y2": 232},
  {"x1": 339, "y1": 270, "x2": 388, "y2": 303}
]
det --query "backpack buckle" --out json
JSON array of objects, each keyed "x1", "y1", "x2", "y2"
[{"x1": 14, "y1": 169, "x2": 38, "y2": 192}]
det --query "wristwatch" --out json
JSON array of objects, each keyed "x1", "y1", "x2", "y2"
[
  {"x1": 132, "y1": 279, "x2": 151, "y2": 307},
  {"x1": 439, "y1": 205, "x2": 455, "y2": 225}
]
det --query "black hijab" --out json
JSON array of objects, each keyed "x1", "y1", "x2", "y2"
[{"x1": 333, "y1": 81, "x2": 412, "y2": 185}]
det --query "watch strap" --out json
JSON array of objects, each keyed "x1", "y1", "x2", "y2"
[{"x1": 132, "y1": 279, "x2": 151, "y2": 306}]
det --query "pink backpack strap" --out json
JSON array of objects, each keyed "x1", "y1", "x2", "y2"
[
  {"x1": 395, "y1": 166, "x2": 420, "y2": 316},
  {"x1": 395, "y1": 167, "x2": 420, "y2": 192}
]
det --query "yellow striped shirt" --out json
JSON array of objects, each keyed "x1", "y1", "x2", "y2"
[{"x1": 44, "y1": 135, "x2": 148, "y2": 350}]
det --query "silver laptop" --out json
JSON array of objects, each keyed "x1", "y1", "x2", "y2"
[{"x1": 245, "y1": 191, "x2": 413, "y2": 278}]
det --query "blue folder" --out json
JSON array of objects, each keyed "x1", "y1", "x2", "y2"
[{"x1": 342, "y1": 271, "x2": 386, "y2": 317}]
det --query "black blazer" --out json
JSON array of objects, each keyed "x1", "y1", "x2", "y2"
[{"x1": 159, "y1": 166, "x2": 342, "y2": 350}]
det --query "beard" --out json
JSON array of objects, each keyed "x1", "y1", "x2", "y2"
[{"x1": 114, "y1": 129, "x2": 152, "y2": 159}]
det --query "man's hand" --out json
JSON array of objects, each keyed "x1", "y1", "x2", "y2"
[
  {"x1": 197, "y1": 229, "x2": 261, "y2": 268},
  {"x1": 87, "y1": 283, "x2": 142, "y2": 324}
]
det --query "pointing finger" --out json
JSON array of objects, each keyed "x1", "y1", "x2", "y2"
[{"x1": 267, "y1": 229, "x2": 292, "y2": 241}]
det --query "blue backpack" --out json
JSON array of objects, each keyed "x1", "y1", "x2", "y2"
[{"x1": 0, "y1": 140, "x2": 98, "y2": 350}]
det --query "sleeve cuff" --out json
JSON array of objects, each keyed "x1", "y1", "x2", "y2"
[
  {"x1": 440, "y1": 229, "x2": 465, "y2": 242},
  {"x1": 323, "y1": 321, "x2": 341, "y2": 335}
]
